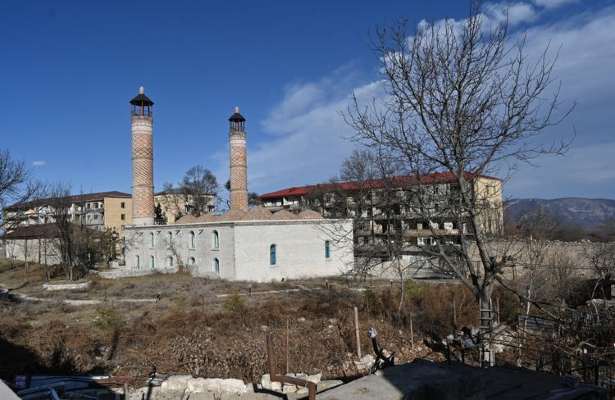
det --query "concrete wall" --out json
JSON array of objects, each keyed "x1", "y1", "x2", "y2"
[
  {"x1": 2, "y1": 238, "x2": 62, "y2": 265},
  {"x1": 233, "y1": 220, "x2": 354, "y2": 282},
  {"x1": 473, "y1": 177, "x2": 504, "y2": 235}
]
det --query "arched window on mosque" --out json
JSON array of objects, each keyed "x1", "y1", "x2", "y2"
[{"x1": 270, "y1": 244, "x2": 277, "y2": 266}]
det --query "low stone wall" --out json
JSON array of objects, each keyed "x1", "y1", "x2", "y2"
[{"x1": 42, "y1": 281, "x2": 91, "y2": 291}]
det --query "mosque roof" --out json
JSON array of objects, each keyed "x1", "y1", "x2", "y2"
[{"x1": 174, "y1": 206, "x2": 323, "y2": 224}]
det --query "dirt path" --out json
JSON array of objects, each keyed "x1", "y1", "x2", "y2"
[{"x1": 0, "y1": 286, "x2": 157, "y2": 305}]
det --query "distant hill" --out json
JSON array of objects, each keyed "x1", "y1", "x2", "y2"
[{"x1": 505, "y1": 198, "x2": 615, "y2": 229}]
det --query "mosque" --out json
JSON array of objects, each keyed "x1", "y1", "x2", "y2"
[{"x1": 122, "y1": 88, "x2": 354, "y2": 281}]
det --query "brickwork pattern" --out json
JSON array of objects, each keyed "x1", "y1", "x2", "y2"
[
  {"x1": 229, "y1": 131, "x2": 248, "y2": 211},
  {"x1": 131, "y1": 116, "x2": 154, "y2": 223}
]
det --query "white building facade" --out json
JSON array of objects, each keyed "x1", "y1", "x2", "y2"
[{"x1": 123, "y1": 218, "x2": 353, "y2": 282}]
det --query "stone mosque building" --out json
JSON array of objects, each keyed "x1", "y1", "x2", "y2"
[{"x1": 122, "y1": 88, "x2": 354, "y2": 281}]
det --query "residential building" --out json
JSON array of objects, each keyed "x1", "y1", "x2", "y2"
[
  {"x1": 259, "y1": 173, "x2": 503, "y2": 260},
  {"x1": 154, "y1": 189, "x2": 216, "y2": 224},
  {"x1": 3, "y1": 191, "x2": 132, "y2": 234}
]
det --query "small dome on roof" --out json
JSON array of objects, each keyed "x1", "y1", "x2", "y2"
[
  {"x1": 272, "y1": 209, "x2": 296, "y2": 220},
  {"x1": 298, "y1": 209, "x2": 323, "y2": 219},
  {"x1": 246, "y1": 206, "x2": 274, "y2": 220},
  {"x1": 130, "y1": 86, "x2": 154, "y2": 106},
  {"x1": 229, "y1": 106, "x2": 246, "y2": 122}
]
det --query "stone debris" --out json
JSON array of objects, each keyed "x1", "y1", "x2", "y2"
[
  {"x1": 186, "y1": 377, "x2": 252, "y2": 394},
  {"x1": 353, "y1": 354, "x2": 375, "y2": 372},
  {"x1": 127, "y1": 373, "x2": 343, "y2": 400},
  {"x1": 259, "y1": 372, "x2": 342, "y2": 396},
  {"x1": 133, "y1": 375, "x2": 254, "y2": 399}
]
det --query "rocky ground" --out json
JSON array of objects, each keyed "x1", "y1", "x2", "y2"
[{"x1": 1, "y1": 261, "x2": 455, "y2": 388}]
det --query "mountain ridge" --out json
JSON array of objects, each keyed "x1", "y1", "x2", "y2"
[{"x1": 504, "y1": 197, "x2": 615, "y2": 229}]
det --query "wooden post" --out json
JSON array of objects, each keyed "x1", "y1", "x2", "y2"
[
  {"x1": 452, "y1": 297, "x2": 457, "y2": 327},
  {"x1": 24, "y1": 238, "x2": 29, "y2": 274},
  {"x1": 410, "y1": 315, "x2": 414, "y2": 349},
  {"x1": 354, "y1": 306, "x2": 361, "y2": 358},
  {"x1": 286, "y1": 318, "x2": 290, "y2": 374}
]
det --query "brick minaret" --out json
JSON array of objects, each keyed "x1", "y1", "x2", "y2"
[
  {"x1": 130, "y1": 87, "x2": 155, "y2": 225},
  {"x1": 229, "y1": 107, "x2": 248, "y2": 211}
]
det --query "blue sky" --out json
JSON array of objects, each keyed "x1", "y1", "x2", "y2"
[{"x1": 1, "y1": 0, "x2": 614, "y2": 200}]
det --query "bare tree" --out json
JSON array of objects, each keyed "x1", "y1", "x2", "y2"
[
  {"x1": 585, "y1": 242, "x2": 615, "y2": 300},
  {"x1": 0, "y1": 149, "x2": 44, "y2": 233},
  {"x1": 48, "y1": 185, "x2": 115, "y2": 280},
  {"x1": 181, "y1": 165, "x2": 218, "y2": 216},
  {"x1": 47, "y1": 184, "x2": 78, "y2": 280},
  {"x1": 346, "y1": 4, "x2": 571, "y2": 364}
]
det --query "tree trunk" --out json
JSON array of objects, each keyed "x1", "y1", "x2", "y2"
[
  {"x1": 397, "y1": 259, "x2": 405, "y2": 315},
  {"x1": 479, "y1": 287, "x2": 495, "y2": 367}
]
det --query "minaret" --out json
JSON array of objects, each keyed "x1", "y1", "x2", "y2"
[
  {"x1": 229, "y1": 106, "x2": 248, "y2": 211},
  {"x1": 130, "y1": 86, "x2": 155, "y2": 225}
]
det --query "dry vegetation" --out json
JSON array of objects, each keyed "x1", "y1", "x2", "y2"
[{"x1": 0, "y1": 260, "x2": 525, "y2": 385}]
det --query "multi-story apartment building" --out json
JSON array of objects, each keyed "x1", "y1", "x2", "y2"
[
  {"x1": 4, "y1": 191, "x2": 132, "y2": 234},
  {"x1": 154, "y1": 189, "x2": 216, "y2": 224},
  {"x1": 260, "y1": 172, "x2": 503, "y2": 259}
]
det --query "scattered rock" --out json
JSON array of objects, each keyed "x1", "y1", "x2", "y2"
[
  {"x1": 307, "y1": 372, "x2": 322, "y2": 384},
  {"x1": 354, "y1": 354, "x2": 375, "y2": 371},
  {"x1": 160, "y1": 375, "x2": 192, "y2": 392},
  {"x1": 260, "y1": 374, "x2": 281, "y2": 391},
  {"x1": 187, "y1": 377, "x2": 249, "y2": 394}
]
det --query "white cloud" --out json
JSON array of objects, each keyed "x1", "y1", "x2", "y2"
[
  {"x1": 247, "y1": 79, "x2": 384, "y2": 193},
  {"x1": 32, "y1": 160, "x2": 46, "y2": 167},
  {"x1": 505, "y1": 142, "x2": 615, "y2": 198},
  {"x1": 482, "y1": 2, "x2": 538, "y2": 28},
  {"x1": 247, "y1": 1, "x2": 615, "y2": 198},
  {"x1": 532, "y1": 0, "x2": 579, "y2": 9}
]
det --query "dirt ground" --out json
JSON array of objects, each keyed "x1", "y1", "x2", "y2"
[{"x1": 0, "y1": 260, "x2": 477, "y2": 386}]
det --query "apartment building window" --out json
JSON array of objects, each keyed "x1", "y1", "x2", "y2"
[
  {"x1": 189, "y1": 257, "x2": 196, "y2": 266},
  {"x1": 269, "y1": 244, "x2": 277, "y2": 266},
  {"x1": 121, "y1": 213, "x2": 126, "y2": 221},
  {"x1": 150, "y1": 255, "x2": 155, "y2": 269},
  {"x1": 167, "y1": 256, "x2": 174, "y2": 267},
  {"x1": 135, "y1": 255, "x2": 140, "y2": 269},
  {"x1": 149, "y1": 232, "x2": 155, "y2": 248},
  {"x1": 121, "y1": 202, "x2": 125, "y2": 209},
  {"x1": 325, "y1": 240, "x2": 331, "y2": 259},
  {"x1": 486, "y1": 185, "x2": 496, "y2": 196},
  {"x1": 189, "y1": 231, "x2": 195, "y2": 249},
  {"x1": 167, "y1": 231, "x2": 173, "y2": 246}
]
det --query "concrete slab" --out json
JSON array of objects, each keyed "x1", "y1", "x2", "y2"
[
  {"x1": 318, "y1": 360, "x2": 607, "y2": 400},
  {"x1": 0, "y1": 380, "x2": 20, "y2": 400}
]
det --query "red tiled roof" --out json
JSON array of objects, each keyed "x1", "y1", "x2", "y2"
[{"x1": 259, "y1": 172, "x2": 500, "y2": 200}]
